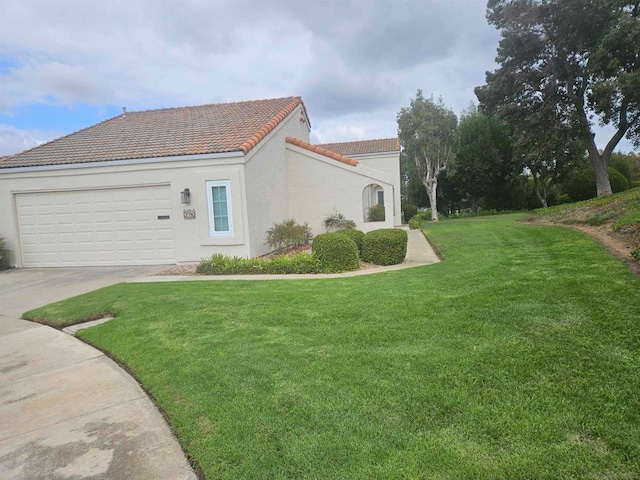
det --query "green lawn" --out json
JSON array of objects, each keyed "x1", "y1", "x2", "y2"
[{"x1": 25, "y1": 214, "x2": 640, "y2": 479}]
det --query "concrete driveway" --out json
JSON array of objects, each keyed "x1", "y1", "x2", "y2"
[{"x1": 0, "y1": 266, "x2": 197, "y2": 480}]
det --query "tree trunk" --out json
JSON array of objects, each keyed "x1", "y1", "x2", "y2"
[
  {"x1": 471, "y1": 196, "x2": 479, "y2": 214},
  {"x1": 589, "y1": 150, "x2": 613, "y2": 196},
  {"x1": 532, "y1": 171, "x2": 548, "y2": 208},
  {"x1": 424, "y1": 180, "x2": 439, "y2": 222}
]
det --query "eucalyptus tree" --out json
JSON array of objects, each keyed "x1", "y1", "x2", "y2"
[{"x1": 398, "y1": 90, "x2": 457, "y2": 222}]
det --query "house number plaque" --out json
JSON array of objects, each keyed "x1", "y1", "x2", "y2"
[{"x1": 183, "y1": 209, "x2": 196, "y2": 219}]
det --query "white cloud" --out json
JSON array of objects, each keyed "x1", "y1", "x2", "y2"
[{"x1": 0, "y1": 124, "x2": 60, "y2": 156}]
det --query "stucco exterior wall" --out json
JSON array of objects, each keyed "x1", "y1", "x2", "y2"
[
  {"x1": 0, "y1": 155, "x2": 251, "y2": 267},
  {"x1": 285, "y1": 145, "x2": 395, "y2": 235},
  {"x1": 243, "y1": 105, "x2": 311, "y2": 257},
  {"x1": 353, "y1": 152, "x2": 402, "y2": 226}
]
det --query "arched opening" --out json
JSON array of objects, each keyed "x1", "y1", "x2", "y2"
[{"x1": 362, "y1": 184, "x2": 385, "y2": 222}]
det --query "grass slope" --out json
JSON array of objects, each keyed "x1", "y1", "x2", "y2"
[{"x1": 25, "y1": 214, "x2": 640, "y2": 479}]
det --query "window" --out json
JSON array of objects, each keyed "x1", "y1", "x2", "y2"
[
  {"x1": 377, "y1": 189, "x2": 384, "y2": 206},
  {"x1": 206, "y1": 180, "x2": 233, "y2": 236}
]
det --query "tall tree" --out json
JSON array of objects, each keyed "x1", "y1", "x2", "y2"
[
  {"x1": 398, "y1": 91, "x2": 457, "y2": 222},
  {"x1": 476, "y1": 0, "x2": 640, "y2": 196},
  {"x1": 454, "y1": 106, "x2": 514, "y2": 212}
]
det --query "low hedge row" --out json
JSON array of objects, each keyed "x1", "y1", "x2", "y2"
[
  {"x1": 362, "y1": 229, "x2": 408, "y2": 266},
  {"x1": 196, "y1": 253, "x2": 322, "y2": 275},
  {"x1": 312, "y1": 232, "x2": 360, "y2": 272},
  {"x1": 336, "y1": 229, "x2": 365, "y2": 257}
]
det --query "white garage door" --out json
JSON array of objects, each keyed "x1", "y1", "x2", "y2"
[{"x1": 16, "y1": 185, "x2": 176, "y2": 267}]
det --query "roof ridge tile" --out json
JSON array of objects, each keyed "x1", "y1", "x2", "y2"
[{"x1": 285, "y1": 137, "x2": 358, "y2": 167}]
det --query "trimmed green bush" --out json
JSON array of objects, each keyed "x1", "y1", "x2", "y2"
[
  {"x1": 362, "y1": 229, "x2": 408, "y2": 266},
  {"x1": 567, "y1": 168, "x2": 629, "y2": 201},
  {"x1": 312, "y1": 233, "x2": 360, "y2": 272},
  {"x1": 337, "y1": 229, "x2": 365, "y2": 257},
  {"x1": 196, "y1": 252, "x2": 321, "y2": 275},
  {"x1": 408, "y1": 210, "x2": 431, "y2": 230},
  {"x1": 609, "y1": 167, "x2": 629, "y2": 193},
  {"x1": 367, "y1": 204, "x2": 385, "y2": 222},
  {"x1": 0, "y1": 237, "x2": 9, "y2": 270}
]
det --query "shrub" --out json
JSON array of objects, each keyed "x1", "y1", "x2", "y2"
[
  {"x1": 265, "y1": 219, "x2": 312, "y2": 253},
  {"x1": 196, "y1": 253, "x2": 322, "y2": 275},
  {"x1": 632, "y1": 246, "x2": 640, "y2": 261},
  {"x1": 609, "y1": 167, "x2": 629, "y2": 193},
  {"x1": 312, "y1": 233, "x2": 360, "y2": 272},
  {"x1": 367, "y1": 204, "x2": 385, "y2": 222},
  {"x1": 566, "y1": 168, "x2": 629, "y2": 201},
  {"x1": 0, "y1": 237, "x2": 10, "y2": 270},
  {"x1": 408, "y1": 210, "x2": 431, "y2": 229},
  {"x1": 402, "y1": 203, "x2": 418, "y2": 223},
  {"x1": 324, "y1": 209, "x2": 356, "y2": 232},
  {"x1": 337, "y1": 228, "x2": 365, "y2": 257},
  {"x1": 362, "y1": 229, "x2": 408, "y2": 266}
]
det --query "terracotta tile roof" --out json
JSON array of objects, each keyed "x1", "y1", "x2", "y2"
[
  {"x1": 0, "y1": 97, "x2": 304, "y2": 169},
  {"x1": 285, "y1": 137, "x2": 358, "y2": 166},
  {"x1": 316, "y1": 137, "x2": 400, "y2": 156}
]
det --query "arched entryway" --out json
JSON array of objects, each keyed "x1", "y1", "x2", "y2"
[{"x1": 362, "y1": 184, "x2": 385, "y2": 222}]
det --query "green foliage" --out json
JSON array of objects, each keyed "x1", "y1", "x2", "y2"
[
  {"x1": 311, "y1": 233, "x2": 360, "y2": 272},
  {"x1": 566, "y1": 169, "x2": 597, "y2": 202},
  {"x1": 367, "y1": 204, "x2": 385, "y2": 222},
  {"x1": 632, "y1": 246, "x2": 640, "y2": 260},
  {"x1": 477, "y1": 0, "x2": 640, "y2": 196},
  {"x1": 362, "y1": 229, "x2": 408, "y2": 266},
  {"x1": 0, "y1": 237, "x2": 10, "y2": 270},
  {"x1": 196, "y1": 253, "x2": 322, "y2": 275},
  {"x1": 609, "y1": 167, "x2": 630, "y2": 193},
  {"x1": 610, "y1": 153, "x2": 636, "y2": 183},
  {"x1": 401, "y1": 203, "x2": 418, "y2": 223},
  {"x1": 265, "y1": 219, "x2": 312, "y2": 253},
  {"x1": 323, "y1": 209, "x2": 356, "y2": 232},
  {"x1": 453, "y1": 106, "x2": 515, "y2": 207},
  {"x1": 408, "y1": 210, "x2": 432, "y2": 229},
  {"x1": 336, "y1": 229, "x2": 365, "y2": 257}
]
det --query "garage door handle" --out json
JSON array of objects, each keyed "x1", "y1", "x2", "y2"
[{"x1": 157, "y1": 215, "x2": 170, "y2": 220}]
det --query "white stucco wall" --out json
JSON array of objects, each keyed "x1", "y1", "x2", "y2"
[
  {"x1": 0, "y1": 154, "x2": 252, "y2": 267},
  {"x1": 352, "y1": 152, "x2": 402, "y2": 226},
  {"x1": 243, "y1": 105, "x2": 311, "y2": 257},
  {"x1": 285, "y1": 145, "x2": 395, "y2": 236}
]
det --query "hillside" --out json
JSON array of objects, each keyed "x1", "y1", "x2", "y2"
[{"x1": 530, "y1": 188, "x2": 640, "y2": 273}]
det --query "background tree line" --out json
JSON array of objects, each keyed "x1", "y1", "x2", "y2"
[{"x1": 399, "y1": 0, "x2": 640, "y2": 220}]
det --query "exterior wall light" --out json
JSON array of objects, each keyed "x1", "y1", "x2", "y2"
[{"x1": 180, "y1": 188, "x2": 191, "y2": 204}]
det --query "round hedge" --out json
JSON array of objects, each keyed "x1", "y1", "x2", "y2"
[
  {"x1": 567, "y1": 167, "x2": 628, "y2": 201},
  {"x1": 312, "y1": 233, "x2": 360, "y2": 272},
  {"x1": 336, "y1": 229, "x2": 365, "y2": 257},
  {"x1": 362, "y1": 229, "x2": 408, "y2": 266}
]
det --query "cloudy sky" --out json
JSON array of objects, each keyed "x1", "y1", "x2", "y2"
[{"x1": 0, "y1": 0, "x2": 635, "y2": 156}]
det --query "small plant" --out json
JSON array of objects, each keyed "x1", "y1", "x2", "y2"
[
  {"x1": 362, "y1": 229, "x2": 408, "y2": 266},
  {"x1": 337, "y1": 229, "x2": 365, "y2": 257},
  {"x1": 265, "y1": 219, "x2": 312, "y2": 253},
  {"x1": 367, "y1": 204, "x2": 385, "y2": 222},
  {"x1": 0, "y1": 236, "x2": 10, "y2": 270},
  {"x1": 632, "y1": 246, "x2": 640, "y2": 261},
  {"x1": 196, "y1": 253, "x2": 322, "y2": 275},
  {"x1": 324, "y1": 209, "x2": 356, "y2": 232},
  {"x1": 312, "y1": 233, "x2": 360, "y2": 272}
]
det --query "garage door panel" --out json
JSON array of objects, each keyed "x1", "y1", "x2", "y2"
[{"x1": 16, "y1": 186, "x2": 176, "y2": 267}]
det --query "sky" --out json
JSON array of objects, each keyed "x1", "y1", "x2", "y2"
[{"x1": 0, "y1": 0, "x2": 636, "y2": 156}]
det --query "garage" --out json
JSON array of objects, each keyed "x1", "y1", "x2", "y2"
[{"x1": 16, "y1": 185, "x2": 176, "y2": 267}]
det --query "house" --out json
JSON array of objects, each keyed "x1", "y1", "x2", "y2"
[{"x1": 0, "y1": 97, "x2": 401, "y2": 268}]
